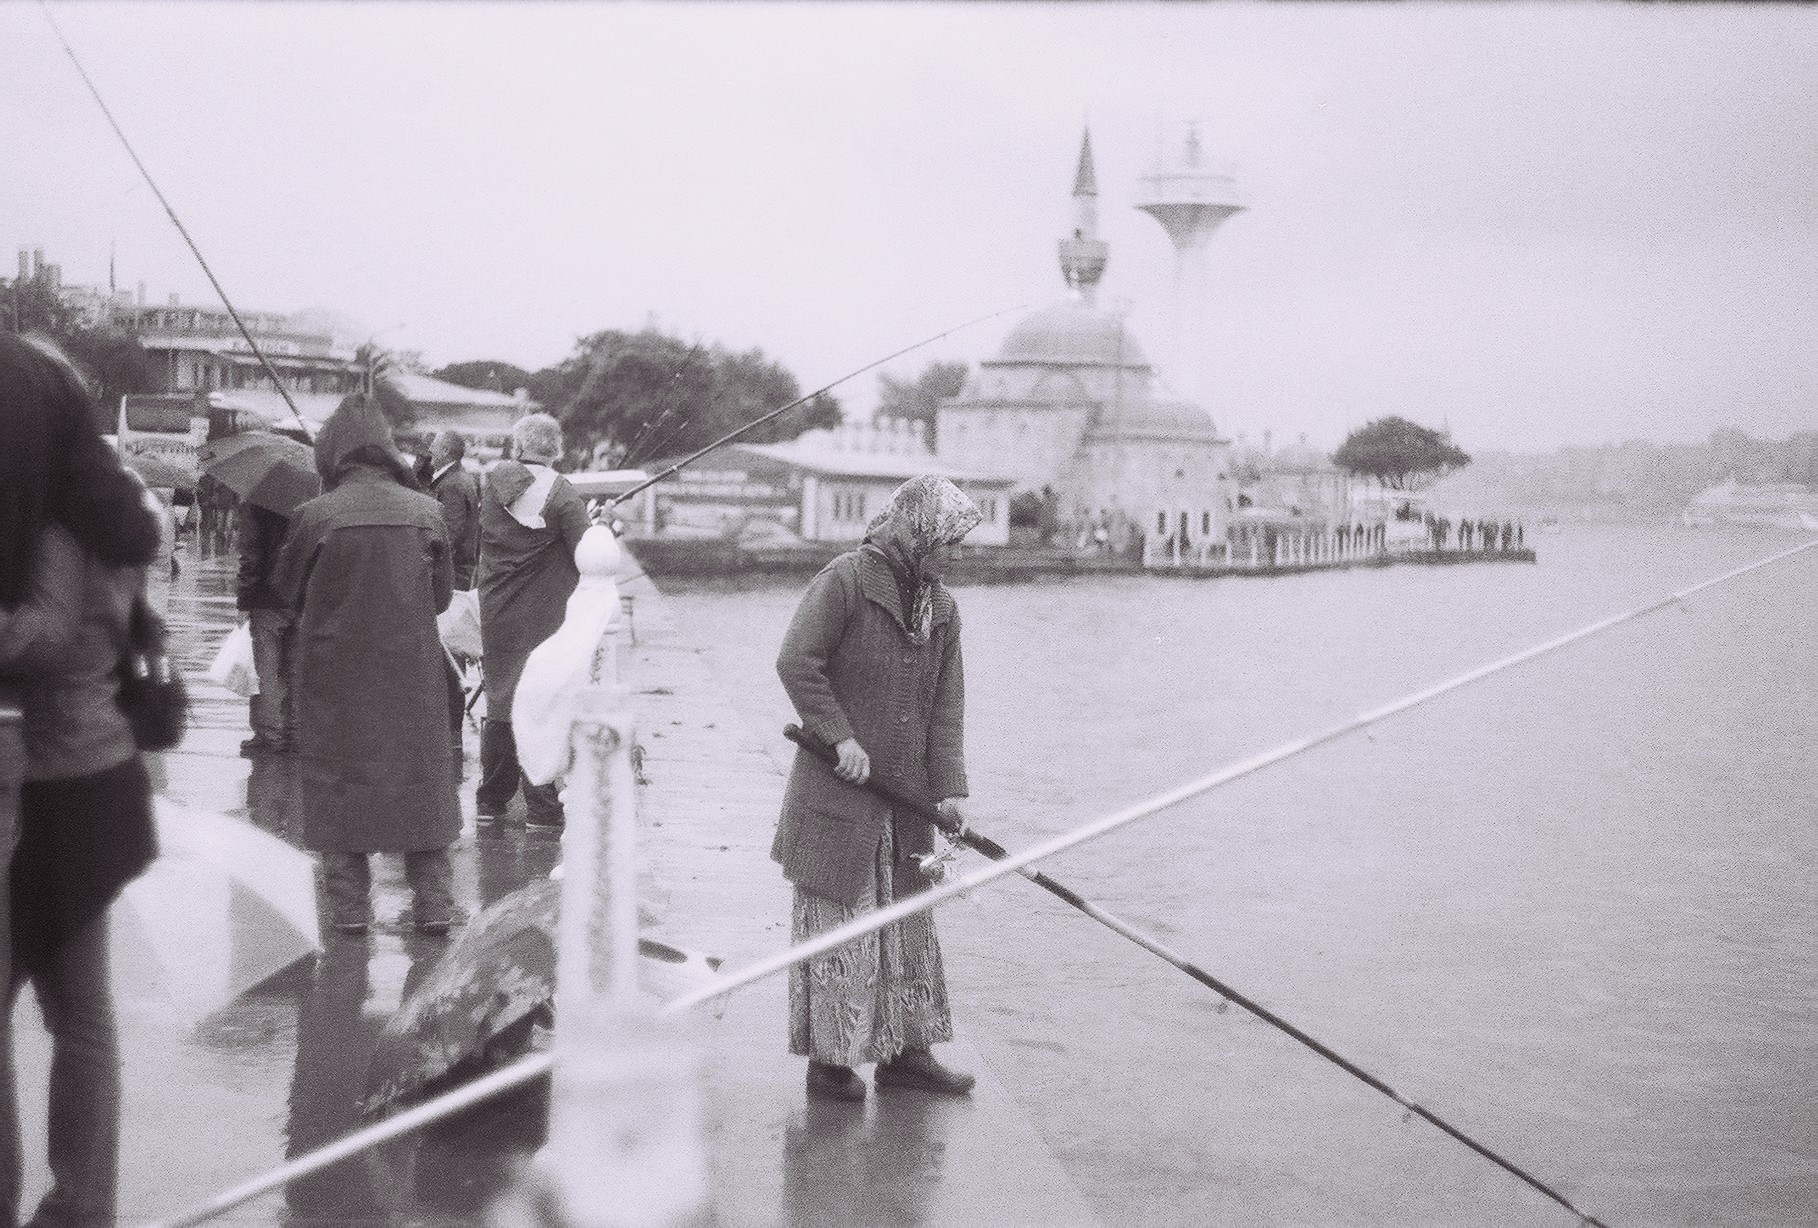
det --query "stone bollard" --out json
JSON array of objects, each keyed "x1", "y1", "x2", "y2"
[{"x1": 493, "y1": 526, "x2": 709, "y2": 1228}]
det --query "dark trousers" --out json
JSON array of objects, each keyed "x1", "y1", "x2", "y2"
[
  {"x1": 476, "y1": 719, "x2": 563, "y2": 824},
  {"x1": 0, "y1": 914, "x2": 119, "y2": 1227}
]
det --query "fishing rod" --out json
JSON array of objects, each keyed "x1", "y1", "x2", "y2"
[
  {"x1": 782, "y1": 724, "x2": 1601, "y2": 1222},
  {"x1": 621, "y1": 342, "x2": 707, "y2": 468},
  {"x1": 606, "y1": 305, "x2": 1024, "y2": 509},
  {"x1": 784, "y1": 723, "x2": 1239, "y2": 1008},
  {"x1": 154, "y1": 538, "x2": 1816, "y2": 1227},
  {"x1": 38, "y1": 1, "x2": 313, "y2": 442}
]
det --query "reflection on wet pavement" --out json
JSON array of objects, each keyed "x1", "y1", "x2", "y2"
[{"x1": 9, "y1": 551, "x2": 561, "y2": 1222}]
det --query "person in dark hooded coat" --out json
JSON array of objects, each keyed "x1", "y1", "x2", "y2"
[
  {"x1": 475, "y1": 413, "x2": 588, "y2": 828},
  {"x1": 272, "y1": 395, "x2": 461, "y2": 934}
]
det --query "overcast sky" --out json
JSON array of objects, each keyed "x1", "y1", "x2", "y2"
[{"x1": 3, "y1": 2, "x2": 1814, "y2": 451}]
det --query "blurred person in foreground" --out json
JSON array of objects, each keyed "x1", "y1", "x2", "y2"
[
  {"x1": 236, "y1": 500, "x2": 296, "y2": 757},
  {"x1": 772, "y1": 475, "x2": 982, "y2": 1103},
  {"x1": 475, "y1": 413, "x2": 587, "y2": 830},
  {"x1": 273, "y1": 395, "x2": 461, "y2": 936},
  {"x1": 0, "y1": 332, "x2": 163, "y2": 1224}
]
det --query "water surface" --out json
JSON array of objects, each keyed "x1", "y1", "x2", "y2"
[{"x1": 661, "y1": 524, "x2": 1818, "y2": 1226}]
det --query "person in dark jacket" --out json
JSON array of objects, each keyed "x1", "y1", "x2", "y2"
[
  {"x1": 0, "y1": 332, "x2": 162, "y2": 1225},
  {"x1": 273, "y1": 395, "x2": 461, "y2": 935},
  {"x1": 772, "y1": 475, "x2": 982, "y2": 1103},
  {"x1": 424, "y1": 430, "x2": 481, "y2": 590},
  {"x1": 475, "y1": 414, "x2": 588, "y2": 829},
  {"x1": 236, "y1": 502, "x2": 296, "y2": 756}
]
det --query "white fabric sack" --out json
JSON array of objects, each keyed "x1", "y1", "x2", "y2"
[
  {"x1": 207, "y1": 621, "x2": 260, "y2": 698},
  {"x1": 437, "y1": 588, "x2": 483, "y2": 660}
]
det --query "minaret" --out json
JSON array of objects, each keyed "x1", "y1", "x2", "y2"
[
  {"x1": 1135, "y1": 120, "x2": 1246, "y2": 402},
  {"x1": 1058, "y1": 128, "x2": 1109, "y2": 305}
]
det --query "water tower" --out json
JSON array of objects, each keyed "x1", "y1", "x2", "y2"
[{"x1": 1135, "y1": 121, "x2": 1246, "y2": 404}]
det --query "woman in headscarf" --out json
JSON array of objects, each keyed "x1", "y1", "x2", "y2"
[
  {"x1": 0, "y1": 332, "x2": 163, "y2": 1224},
  {"x1": 772, "y1": 475, "x2": 983, "y2": 1102},
  {"x1": 273, "y1": 395, "x2": 461, "y2": 935}
]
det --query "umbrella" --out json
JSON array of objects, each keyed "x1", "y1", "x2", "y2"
[
  {"x1": 124, "y1": 450, "x2": 197, "y2": 491},
  {"x1": 111, "y1": 798, "x2": 322, "y2": 1025},
  {"x1": 361, "y1": 878, "x2": 723, "y2": 1114},
  {"x1": 198, "y1": 431, "x2": 321, "y2": 517}
]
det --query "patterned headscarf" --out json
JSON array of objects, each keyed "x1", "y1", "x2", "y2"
[{"x1": 861, "y1": 475, "x2": 983, "y2": 644}]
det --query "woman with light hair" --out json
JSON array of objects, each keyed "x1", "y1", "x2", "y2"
[{"x1": 475, "y1": 413, "x2": 589, "y2": 828}]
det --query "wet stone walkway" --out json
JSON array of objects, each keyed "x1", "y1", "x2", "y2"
[{"x1": 8, "y1": 544, "x2": 1095, "y2": 1226}]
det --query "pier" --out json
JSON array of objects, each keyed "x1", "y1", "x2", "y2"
[{"x1": 7, "y1": 549, "x2": 1097, "y2": 1225}]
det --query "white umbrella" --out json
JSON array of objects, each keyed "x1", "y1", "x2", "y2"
[{"x1": 112, "y1": 799, "x2": 321, "y2": 1025}]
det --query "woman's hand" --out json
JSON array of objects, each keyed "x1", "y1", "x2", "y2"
[
  {"x1": 935, "y1": 797, "x2": 969, "y2": 836},
  {"x1": 832, "y1": 738, "x2": 870, "y2": 785}
]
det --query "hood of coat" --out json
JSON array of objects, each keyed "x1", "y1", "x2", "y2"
[
  {"x1": 314, "y1": 395, "x2": 415, "y2": 490},
  {"x1": 486, "y1": 459, "x2": 536, "y2": 507}
]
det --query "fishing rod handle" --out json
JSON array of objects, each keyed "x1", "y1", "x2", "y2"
[{"x1": 782, "y1": 724, "x2": 971, "y2": 841}]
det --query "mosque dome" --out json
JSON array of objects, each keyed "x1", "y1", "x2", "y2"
[
  {"x1": 993, "y1": 301, "x2": 1150, "y2": 369},
  {"x1": 1086, "y1": 392, "x2": 1220, "y2": 445}
]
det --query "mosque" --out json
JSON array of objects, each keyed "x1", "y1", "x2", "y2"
[{"x1": 935, "y1": 128, "x2": 1238, "y2": 557}]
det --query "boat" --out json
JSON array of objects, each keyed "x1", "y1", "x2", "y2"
[{"x1": 1681, "y1": 479, "x2": 1818, "y2": 530}]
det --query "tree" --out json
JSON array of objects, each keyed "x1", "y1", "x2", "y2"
[
  {"x1": 1331, "y1": 416, "x2": 1470, "y2": 490},
  {"x1": 60, "y1": 328, "x2": 154, "y2": 428},
  {"x1": 433, "y1": 360, "x2": 533, "y2": 394},
  {"x1": 530, "y1": 327, "x2": 840, "y2": 467},
  {"x1": 877, "y1": 360, "x2": 968, "y2": 448}
]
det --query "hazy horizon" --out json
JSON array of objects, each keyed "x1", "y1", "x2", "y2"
[{"x1": 4, "y1": 2, "x2": 1814, "y2": 454}]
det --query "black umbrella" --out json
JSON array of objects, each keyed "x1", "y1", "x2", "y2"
[
  {"x1": 198, "y1": 431, "x2": 320, "y2": 517},
  {"x1": 361, "y1": 879, "x2": 723, "y2": 1115}
]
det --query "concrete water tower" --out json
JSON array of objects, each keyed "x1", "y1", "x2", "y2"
[{"x1": 1135, "y1": 120, "x2": 1246, "y2": 405}]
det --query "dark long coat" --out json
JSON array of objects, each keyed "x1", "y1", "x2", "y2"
[
  {"x1": 427, "y1": 464, "x2": 481, "y2": 589},
  {"x1": 770, "y1": 549, "x2": 967, "y2": 906},
  {"x1": 273, "y1": 465, "x2": 459, "y2": 853},
  {"x1": 476, "y1": 462, "x2": 589, "y2": 716}
]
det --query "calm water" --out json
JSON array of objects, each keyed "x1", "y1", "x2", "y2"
[{"x1": 660, "y1": 524, "x2": 1818, "y2": 1227}]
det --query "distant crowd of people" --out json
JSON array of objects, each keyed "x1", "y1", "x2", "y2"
[{"x1": 1423, "y1": 513, "x2": 1526, "y2": 553}]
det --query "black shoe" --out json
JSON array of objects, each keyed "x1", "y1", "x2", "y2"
[
  {"x1": 524, "y1": 814, "x2": 565, "y2": 832},
  {"x1": 240, "y1": 734, "x2": 280, "y2": 757},
  {"x1": 876, "y1": 1049, "x2": 975, "y2": 1096},
  {"x1": 806, "y1": 1061, "x2": 866, "y2": 1103}
]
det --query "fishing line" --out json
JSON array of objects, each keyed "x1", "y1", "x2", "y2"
[
  {"x1": 607, "y1": 304, "x2": 1025, "y2": 508},
  {"x1": 155, "y1": 535, "x2": 1815, "y2": 1226},
  {"x1": 37, "y1": 1, "x2": 313, "y2": 439},
  {"x1": 621, "y1": 341, "x2": 707, "y2": 467}
]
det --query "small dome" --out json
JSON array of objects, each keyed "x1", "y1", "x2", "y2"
[
  {"x1": 994, "y1": 301, "x2": 1149, "y2": 369},
  {"x1": 1086, "y1": 393, "x2": 1219, "y2": 445}
]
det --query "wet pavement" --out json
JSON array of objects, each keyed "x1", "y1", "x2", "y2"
[{"x1": 8, "y1": 542, "x2": 1094, "y2": 1225}]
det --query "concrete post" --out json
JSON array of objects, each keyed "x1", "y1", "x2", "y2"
[{"x1": 492, "y1": 527, "x2": 709, "y2": 1228}]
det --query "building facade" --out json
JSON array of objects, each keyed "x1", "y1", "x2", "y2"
[
  {"x1": 936, "y1": 130, "x2": 1233, "y2": 556},
  {"x1": 633, "y1": 420, "x2": 1013, "y2": 546}
]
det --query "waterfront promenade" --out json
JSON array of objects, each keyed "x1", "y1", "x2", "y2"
[{"x1": 7, "y1": 547, "x2": 1096, "y2": 1225}]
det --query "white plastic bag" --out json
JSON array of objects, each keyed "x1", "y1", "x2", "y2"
[
  {"x1": 207, "y1": 621, "x2": 259, "y2": 698},
  {"x1": 436, "y1": 588, "x2": 483, "y2": 661}
]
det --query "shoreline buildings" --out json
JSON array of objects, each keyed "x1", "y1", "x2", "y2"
[{"x1": 936, "y1": 129, "x2": 1236, "y2": 557}]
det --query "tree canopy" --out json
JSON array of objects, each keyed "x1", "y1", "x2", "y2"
[
  {"x1": 1331, "y1": 416, "x2": 1471, "y2": 490},
  {"x1": 432, "y1": 360, "x2": 533, "y2": 394},
  {"x1": 876, "y1": 360, "x2": 968, "y2": 448},
  {"x1": 528, "y1": 327, "x2": 840, "y2": 467}
]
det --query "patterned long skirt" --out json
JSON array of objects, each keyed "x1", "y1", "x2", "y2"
[{"x1": 788, "y1": 820, "x2": 953, "y2": 1066}]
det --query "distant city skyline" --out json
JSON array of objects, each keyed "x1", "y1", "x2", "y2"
[{"x1": 3, "y1": 3, "x2": 1814, "y2": 453}]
